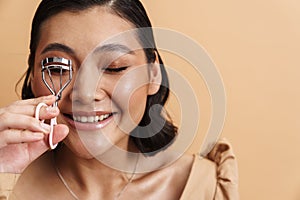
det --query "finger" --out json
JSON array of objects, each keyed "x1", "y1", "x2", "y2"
[
  {"x1": 29, "y1": 124, "x2": 69, "y2": 150},
  {"x1": 0, "y1": 95, "x2": 56, "y2": 117},
  {"x1": 12, "y1": 95, "x2": 56, "y2": 106},
  {"x1": 34, "y1": 105, "x2": 60, "y2": 120},
  {"x1": 0, "y1": 129, "x2": 44, "y2": 148},
  {"x1": 0, "y1": 95, "x2": 56, "y2": 115},
  {"x1": 27, "y1": 124, "x2": 69, "y2": 161},
  {"x1": 0, "y1": 112, "x2": 51, "y2": 133},
  {"x1": 51, "y1": 124, "x2": 69, "y2": 144},
  {"x1": 0, "y1": 124, "x2": 68, "y2": 147},
  {"x1": 2, "y1": 104, "x2": 60, "y2": 120}
]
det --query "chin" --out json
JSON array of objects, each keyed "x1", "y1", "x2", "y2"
[
  {"x1": 62, "y1": 138, "x2": 95, "y2": 159},
  {"x1": 63, "y1": 132, "x2": 123, "y2": 160}
]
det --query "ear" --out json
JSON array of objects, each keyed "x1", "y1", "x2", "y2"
[{"x1": 148, "y1": 52, "x2": 162, "y2": 95}]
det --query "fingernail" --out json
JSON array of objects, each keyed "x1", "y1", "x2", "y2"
[
  {"x1": 40, "y1": 122, "x2": 51, "y2": 132},
  {"x1": 46, "y1": 106, "x2": 58, "y2": 113}
]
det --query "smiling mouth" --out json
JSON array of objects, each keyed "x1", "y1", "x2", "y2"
[{"x1": 64, "y1": 113, "x2": 114, "y2": 123}]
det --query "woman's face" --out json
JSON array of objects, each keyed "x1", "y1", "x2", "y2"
[{"x1": 31, "y1": 6, "x2": 161, "y2": 158}]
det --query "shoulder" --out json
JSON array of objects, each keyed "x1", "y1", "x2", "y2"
[
  {"x1": 0, "y1": 153, "x2": 53, "y2": 200},
  {"x1": 180, "y1": 139, "x2": 239, "y2": 200},
  {"x1": 10, "y1": 152, "x2": 58, "y2": 200}
]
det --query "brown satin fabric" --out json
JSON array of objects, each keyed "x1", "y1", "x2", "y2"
[
  {"x1": 0, "y1": 174, "x2": 19, "y2": 200},
  {"x1": 180, "y1": 139, "x2": 239, "y2": 200}
]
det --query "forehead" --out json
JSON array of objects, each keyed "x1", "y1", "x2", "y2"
[{"x1": 36, "y1": 6, "x2": 136, "y2": 60}]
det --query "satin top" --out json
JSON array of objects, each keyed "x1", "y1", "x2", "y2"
[
  {"x1": 180, "y1": 139, "x2": 239, "y2": 200},
  {"x1": 0, "y1": 139, "x2": 239, "y2": 200}
]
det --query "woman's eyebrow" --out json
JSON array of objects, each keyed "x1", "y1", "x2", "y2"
[
  {"x1": 93, "y1": 43, "x2": 135, "y2": 55},
  {"x1": 41, "y1": 43, "x2": 75, "y2": 55}
]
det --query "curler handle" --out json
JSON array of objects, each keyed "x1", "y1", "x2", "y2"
[
  {"x1": 35, "y1": 102, "x2": 58, "y2": 150},
  {"x1": 49, "y1": 117, "x2": 58, "y2": 149}
]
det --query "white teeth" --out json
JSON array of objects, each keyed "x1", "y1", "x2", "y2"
[
  {"x1": 73, "y1": 114, "x2": 111, "y2": 123},
  {"x1": 99, "y1": 115, "x2": 104, "y2": 121},
  {"x1": 87, "y1": 116, "x2": 94, "y2": 123},
  {"x1": 81, "y1": 116, "x2": 88, "y2": 123}
]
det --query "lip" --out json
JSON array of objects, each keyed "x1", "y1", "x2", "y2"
[
  {"x1": 71, "y1": 111, "x2": 112, "y2": 116},
  {"x1": 62, "y1": 112, "x2": 115, "y2": 131}
]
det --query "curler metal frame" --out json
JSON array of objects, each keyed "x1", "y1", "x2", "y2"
[
  {"x1": 41, "y1": 57, "x2": 73, "y2": 103},
  {"x1": 36, "y1": 57, "x2": 73, "y2": 149}
]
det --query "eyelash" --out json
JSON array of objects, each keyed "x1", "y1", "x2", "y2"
[
  {"x1": 45, "y1": 65, "x2": 70, "y2": 75},
  {"x1": 102, "y1": 66, "x2": 128, "y2": 73}
]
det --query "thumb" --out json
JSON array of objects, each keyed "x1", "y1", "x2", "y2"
[
  {"x1": 27, "y1": 125, "x2": 69, "y2": 164},
  {"x1": 52, "y1": 124, "x2": 69, "y2": 144}
]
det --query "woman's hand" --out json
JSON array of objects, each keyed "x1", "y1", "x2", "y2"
[{"x1": 0, "y1": 95, "x2": 69, "y2": 173}]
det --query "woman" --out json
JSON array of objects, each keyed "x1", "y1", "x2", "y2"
[{"x1": 0, "y1": 0, "x2": 238, "y2": 199}]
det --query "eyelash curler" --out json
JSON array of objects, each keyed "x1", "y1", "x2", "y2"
[{"x1": 35, "y1": 57, "x2": 73, "y2": 149}]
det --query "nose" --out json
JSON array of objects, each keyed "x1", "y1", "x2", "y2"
[{"x1": 71, "y1": 63, "x2": 107, "y2": 105}]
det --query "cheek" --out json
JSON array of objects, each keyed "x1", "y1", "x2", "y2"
[
  {"x1": 112, "y1": 82, "x2": 148, "y2": 134},
  {"x1": 31, "y1": 73, "x2": 53, "y2": 97},
  {"x1": 128, "y1": 87, "x2": 148, "y2": 123},
  {"x1": 110, "y1": 69, "x2": 150, "y2": 125}
]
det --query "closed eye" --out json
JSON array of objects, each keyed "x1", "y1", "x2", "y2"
[
  {"x1": 44, "y1": 65, "x2": 71, "y2": 75},
  {"x1": 103, "y1": 66, "x2": 128, "y2": 73}
]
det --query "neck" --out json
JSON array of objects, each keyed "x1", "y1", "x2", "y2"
[{"x1": 54, "y1": 144, "x2": 139, "y2": 199}]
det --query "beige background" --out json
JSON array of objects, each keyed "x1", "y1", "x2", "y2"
[{"x1": 1, "y1": 0, "x2": 300, "y2": 199}]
